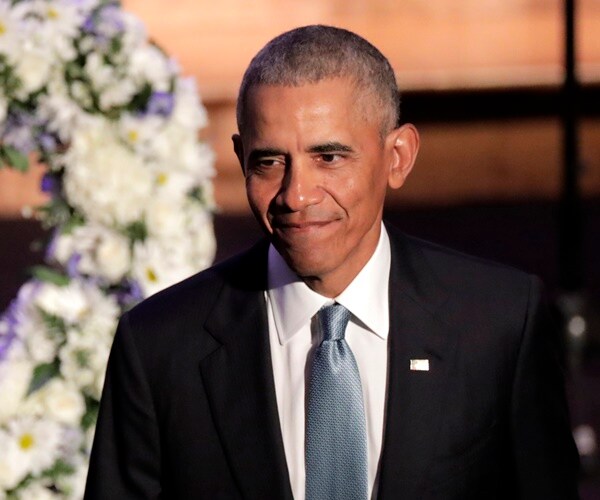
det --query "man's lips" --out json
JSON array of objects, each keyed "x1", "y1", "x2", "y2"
[
  {"x1": 270, "y1": 218, "x2": 339, "y2": 236},
  {"x1": 273, "y1": 220, "x2": 332, "y2": 229}
]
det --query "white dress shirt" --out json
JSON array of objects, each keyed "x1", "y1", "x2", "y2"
[{"x1": 266, "y1": 224, "x2": 391, "y2": 500}]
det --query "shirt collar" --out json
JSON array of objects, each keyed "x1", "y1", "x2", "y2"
[{"x1": 267, "y1": 223, "x2": 391, "y2": 345}]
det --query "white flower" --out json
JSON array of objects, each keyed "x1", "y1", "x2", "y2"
[
  {"x1": 0, "y1": 346, "x2": 33, "y2": 425},
  {"x1": 18, "y1": 313, "x2": 58, "y2": 364},
  {"x1": 78, "y1": 290, "x2": 119, "y2": 343},
  {"x1": 58, "y1": 425, "x2": 84, "y2": 463},
  {"x1": 0, "y1": 1, "x2": 26, "y2": 57},
  {"x1": 119, "y1": 11, "x2": 147, "y2": 55},
  {"x1": 54, "y1": 224, "x2": 131, "y2": 283},
  {"x1": 12, "y1": 35, "x2": 54, "y2": 98},
  {"x1": 187, "y1": 208, "x2": 216, "y2": 270},
  {"x1": 94, "y1": 232, "x2": 131, "y2": 283},
  {"x1": 84, "y1": 52, "x2": 141, "y2": 110},
  {"x1": 0, "y1": 428, "x2": 26, "y2": 491},
  {"x1": 155, "y1": 169, "x2": 200, "y2": 198},
  {"x1": 13, "y1": 480, "x2": 59, "y2": 500},
  {"x1": 51, "y1": 233, "x2": 74, "y2": 267},
  {"x1": 132, "y1": 238, "x2": 197, "y2": 297},
  {"x1": 56, "y1": 455, "x2": 87, "y2": 499},
  {"x1": 69, "y1": 80, "x2": 94, "y2": 110},
  {"x1": 37, "y1": 77, "x2": 88, "y2": 143},
  {"x1": 128, "y1": 44, "x2": 173, "y2": 91},
  {"x1": 31, "y1": 278, "x2": 119, "y2": 339},
  {"x1": 172, "y1": 77, "x2": 208, "y2": 130},
  {"x1": 84, "y1": 426, "x2": 95, "y2": 455},
  {"x1": 0, "y1": 91, "x2": 7, "y2": 123},
  {"x1": 119, "y1": 113, "x2": 164, "y2": 158},
  {"x1": 36, "y1": 379, "x2": 85, "y2": 426},
  {"x1": 34, "y1": 0, "x2": 84, "y2": 62},
  {"x1": 0, "y1": 417, "x2": 63, "y2": 487},
  {"x1": 34, "y1": 281, "x2": 90, "y2": 326},
  {"x1": 59, "y1": 329, "x2": 111, "y2": 399},
  {"x1": 98, "y1": 78, "x2": 138, "y2": 110},
  {"x1": 145, "y1": 196, "x2": 187, "y2": 239},
  {"x1": 159, "y1": 123, "x2": 215, "y2": 181},
  {"x1": 84, "y1": 52, "x2": 113, "y2": 89},
  {"x1": 62, "y1": 119, "x2": 154, "y2": 227}
]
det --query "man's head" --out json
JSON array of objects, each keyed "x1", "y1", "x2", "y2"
[
  {"x1": 233, "y1": 26, "x2": 419, "y2": 297},
  {"x1": 236, "y1": 25, "x2": 400, "y2": 137}
]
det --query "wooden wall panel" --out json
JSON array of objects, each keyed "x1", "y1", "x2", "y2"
[
  {"x1": 122, "y1": 0, "x2": 600, "y2": 99},
  {"x1": 2, "y1": 1, "x2": 600, "y2": 216}
]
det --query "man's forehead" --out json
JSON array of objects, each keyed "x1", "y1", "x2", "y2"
[
  {"x1": 245, "y1": 76, "x2": 359, "y2": 101},
  {"x1": 242, "y1": 78, "x2": 381, "y2": 127}
]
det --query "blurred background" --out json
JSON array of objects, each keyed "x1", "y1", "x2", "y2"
[{"x1": 1, "y1": 0, "x2": 600, "y2": 494}]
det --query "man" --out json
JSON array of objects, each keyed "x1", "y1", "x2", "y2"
[{"x1": 85, "y1": 26, "x2": 579, "y2": 499}]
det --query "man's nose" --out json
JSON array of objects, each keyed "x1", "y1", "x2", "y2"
[{"x1": 276, "y1": 161, "x2": 323, "y2": 212}]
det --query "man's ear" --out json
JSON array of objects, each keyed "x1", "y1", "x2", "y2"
[
  {"x1": 232, "y1": 134, "x2": 245, "y2": 174},
  {"x1": 386, "y1": 123, "x2": 420, "y2": 190}
]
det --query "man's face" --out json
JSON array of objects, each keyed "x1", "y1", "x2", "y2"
[{"x1": 234, "y1": 77, "x2": 417, "y2": 296}]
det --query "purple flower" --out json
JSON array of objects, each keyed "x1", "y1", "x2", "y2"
[
  {"x1": 45, "y1": 228, "x2": 60, "y2": 262},
  {"x1": 39, "y1": 133, "x2": 58, "y2": 154},
  {"x1": 82, "y1": 16, "x2": 95, "y2": 34},
  {"x1": 3, "y1": 123, "x2": 36, "y2": 154},
  {"x1": 1, "y1": 111, "x2": 51, "y2": 155},
  {"x1": 0, "y1": 283, "x2": 34, "y2": 362},
  {"x1": 0, "y1": 305, "x2": 18, "y2": 363},
  {"x1": 117, "y1": 279, "x2": 144, "y2": 307},
  {"x1": 0, "y1": 327, "x2": 16, "y2": 362},
  {"x1": 83, "y1": 4, "x2": 125, "y2": 40},
  {"x1": 41, "y1": 173, "x2": 59, "y2": 194},
  {"x1": 145, "y1": 91, "x2": 174, "y2": 117},
  {"x1": 67, "y1": 253, "x2": 82, "y2": 279}
]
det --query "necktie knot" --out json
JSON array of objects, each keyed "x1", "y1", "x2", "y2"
[{"x1": 318, "y1": 303, "x2": 351, "y2": 342}]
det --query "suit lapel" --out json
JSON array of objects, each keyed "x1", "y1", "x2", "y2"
[
  {"x1": 378, "y1": 228, "x2": 457, "y2": 499},
  {"x1": 199, "y1": 242, "x2": 293, "y2": 500}
]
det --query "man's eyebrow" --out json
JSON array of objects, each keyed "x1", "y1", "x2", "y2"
[
  {"x1": 247, "y1": 148, "x2": 287, "y2": 163},
  {"x1": 307, "y1": 142, "x2": 354, "y2": 154}
]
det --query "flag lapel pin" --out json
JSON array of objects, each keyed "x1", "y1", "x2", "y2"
[{"x1": 410, "y1": 359, "x2": 430, "y2": 371}]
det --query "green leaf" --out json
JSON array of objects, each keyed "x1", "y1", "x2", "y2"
[
  {"x1": 75, "y1": 348, "x2": 90, "y2": 368},
  {"x1": 35, "y1": 198, "x2": 73, "y2": 228},
  {"x1": 125, "y1": 220, "x2": 148, "y2": 242},
  {"x1": 38, "y1": 309, "x2": 67, "y2": 337},
  {"x1": 27, "y1": 361, "x2": 60, "y2": 395},
  {"x1": 188, "y1": 186, "x2": 206, "y2": 205},
  {"x1": 62, "y1": 212, "x2": 86, "y2": 234},
  {"x1": 41, "y1": 459, "x2": 75, "y2": 481},
  {"x1": 0, "y1": 145, "x2": 29, "y2": 172},
  {"x1": 30, "y1": 266, "x2": 70, "y2": 286},
  {"x1": 128, "y1": 82, "x2": 153, "y2": 112},
  {"x1": 81, "y1": 397, "x2": 100, "y2": 430}
]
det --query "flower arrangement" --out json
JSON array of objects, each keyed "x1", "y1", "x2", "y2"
[{"x1": 0, "y1": 1, "x2": 215, "y2": 497}]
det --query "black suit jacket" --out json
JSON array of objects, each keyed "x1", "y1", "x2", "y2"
[{"x1": 85, "y1": 225, "x2": 579, "y2": 499}]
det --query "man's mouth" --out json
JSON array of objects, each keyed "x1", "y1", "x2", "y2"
[{"x1": 274, "y1": 220, "x2": 331, "y2": 229}]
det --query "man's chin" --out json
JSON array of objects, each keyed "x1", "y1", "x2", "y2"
[{"x1": 275, "y1": 246, "x2": 329, "y2": 280}]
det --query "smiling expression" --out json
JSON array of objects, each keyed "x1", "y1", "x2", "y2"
[{"x1": 234, "y1": 77, "x2": 418, "y2": 297}]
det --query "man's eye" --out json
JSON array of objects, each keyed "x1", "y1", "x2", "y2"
[
  {"x1": 255, "y1": 158, "x2": 283, "y2": 168},
  {"x1": 319, "y1": 154, "x2": 340, "y2": 163}
]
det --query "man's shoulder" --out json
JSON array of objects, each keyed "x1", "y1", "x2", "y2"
[
  {"x1": 386, "y1": 224, "x2": 545, "y2": 347},
  {"x1": 386, "y1": 223, "x2": 537, "y2": 300}
]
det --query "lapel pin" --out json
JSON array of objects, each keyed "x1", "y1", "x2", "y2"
[{"x1": 410, "y1": 359, "x2": 429, "y2": 371}]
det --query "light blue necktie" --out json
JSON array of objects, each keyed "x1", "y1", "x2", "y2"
[{"x1": 305, "y1": 303, "x2": 368, "y2": 500}]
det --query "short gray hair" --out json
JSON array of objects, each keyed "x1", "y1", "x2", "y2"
[{"x1": 236, "y1": 25, "x2": 401, "y2": 135}]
